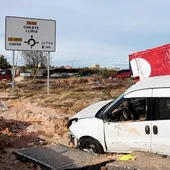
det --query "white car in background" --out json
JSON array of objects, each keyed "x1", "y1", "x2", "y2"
[{"x1": 68, "y1": 75, "x2": 170, "y2": 155}]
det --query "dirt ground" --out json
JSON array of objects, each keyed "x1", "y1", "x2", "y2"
[{"x1": 0, "y1": 76, "x2": 132, "y2": 170}]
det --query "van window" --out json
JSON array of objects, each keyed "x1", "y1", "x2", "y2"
[
  {"x1": 157, "y1": 98, "x2": 170, "y2": 120},
  {"x1": 107, "y1": 98, "x2": 148, "y2": 122},
  {"x1": 130, "y1": 98, "x2": 147, "y2": 120}
]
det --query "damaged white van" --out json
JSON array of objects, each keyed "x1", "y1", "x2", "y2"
[{"x1": 68, "y1": 75, "x2": 170, "y2": 155}]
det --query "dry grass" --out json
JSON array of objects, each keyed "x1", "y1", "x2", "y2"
[{"x1": 6, "y1": 77, "x2": 129, "y2": 115}]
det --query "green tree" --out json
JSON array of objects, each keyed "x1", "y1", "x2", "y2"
[{"x1": 0, "y1": 55, "x2": 11, "y2": 69}]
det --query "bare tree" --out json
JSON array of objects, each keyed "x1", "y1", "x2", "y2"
[{"x1": 21, "y1": 51, "x2": 47, "y2": 74}]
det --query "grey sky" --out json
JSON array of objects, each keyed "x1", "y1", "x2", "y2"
[{"x1": 1, "y1": 0, "x2": 170, "y2": 68}]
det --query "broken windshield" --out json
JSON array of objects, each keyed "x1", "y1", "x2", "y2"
[
  {"x1": 96, "y1": 92, "x2": 125, "y2": 119},
  {"x1": 106, "y1": 92, "x2": 124, "y2": 112}
]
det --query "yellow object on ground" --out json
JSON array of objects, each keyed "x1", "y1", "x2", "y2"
[{"x1": 117, "y1": 154, "x2": 136, "y2": 161}]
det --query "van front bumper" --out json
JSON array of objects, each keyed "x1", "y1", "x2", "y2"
[{"x1": 68, "y1": 132, "x2": 79, "y2": 148}]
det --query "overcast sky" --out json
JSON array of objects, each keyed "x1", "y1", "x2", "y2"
[{"x1": 1, "y1": 0, "x2": 170, "y2": 68}]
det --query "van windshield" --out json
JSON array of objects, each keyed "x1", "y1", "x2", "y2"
[
  {"x1": 104, "y1": 92, "x2": 125, "y2": 113},
  {"x1": 97, "y1": 92, "x2": 125, "y2": 119}
]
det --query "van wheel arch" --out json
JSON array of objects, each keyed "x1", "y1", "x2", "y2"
[{"x1": 79, "y1": 136, "x2": 104, "y2": 154}]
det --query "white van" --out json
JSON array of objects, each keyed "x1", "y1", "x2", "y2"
[{"x1": 68, "y1": 75, "x2": 170, "y2": 155}]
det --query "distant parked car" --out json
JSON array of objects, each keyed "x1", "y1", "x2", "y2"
[
  {"x1": 50, "y1": 73, "x2": 60, "y2": 78},
  {"x1": 0, "y1": 69, "x2": 12, "y2": 81},
  {"x1": 50, "y1": 73, "x2": 70, "y2": 78},
  {"x1": 113, "y1": 69, "x2": 132, "y2": 79}
]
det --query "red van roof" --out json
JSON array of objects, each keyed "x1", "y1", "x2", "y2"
[
  {"x1": 129, "y1": 44, "x2": 170, "y2": 59},
  {"x1": 129, "y1": 44, "x2": 170, "y2": 80}
]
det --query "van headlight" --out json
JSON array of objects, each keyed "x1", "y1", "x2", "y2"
[{"x1": 67, "y1": 118, "x2": 78, "y2": 128}]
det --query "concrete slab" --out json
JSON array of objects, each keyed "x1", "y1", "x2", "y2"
[{"x1": 13, "y1": 144, "x2": 113, "y2": 170}]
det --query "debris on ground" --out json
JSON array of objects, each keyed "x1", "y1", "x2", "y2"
[
  {"x1": 0, "y1": 101, "x2": 8, "y2": 109},
  {"x1": 106, "y1": 151, "x2": 170, "y2": 170},
  {"x1": 15, "y1": 76, "x2": 24, "y2": 83},
  {"x1": 117, "y1": 154, "x2": 136, "y2": 161},
  {"x1": 0, "y1": 117, "x2": 47, "y2": 170},
  {"x1": 0, "y1": 77, "x2": 136, "y2": 169}
]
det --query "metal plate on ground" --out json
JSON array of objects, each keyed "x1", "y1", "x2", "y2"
[{"x1": 13, "y1": 144, "x2": 108, "y2": 170}]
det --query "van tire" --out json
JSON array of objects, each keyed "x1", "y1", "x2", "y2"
[{"x1": 79, "y1": 138, "x2": 104, "y2": 154}]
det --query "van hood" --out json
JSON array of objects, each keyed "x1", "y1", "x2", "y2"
[{"x1": 72, "y1": 100, "x2": 113, "y2": 119}]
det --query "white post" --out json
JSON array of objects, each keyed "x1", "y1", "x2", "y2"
[
  {"x1": 47, "y1": 52, "x2": 50, "y2": 94},
  {"x1": 12, "y1": 50, "x2": 15, "y2": 96}
]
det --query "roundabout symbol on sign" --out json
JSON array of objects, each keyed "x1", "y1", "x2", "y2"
[{"x1": 24, "y1": 35, "x2": 39, "y2": 49}]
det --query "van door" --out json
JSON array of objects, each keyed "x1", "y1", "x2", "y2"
[
  {"x1": 104, "y1": 97, "x2": 152, "y2": 153},
  {"x1": 151, "y1": 88, "x2": 170, "y2": 155}
]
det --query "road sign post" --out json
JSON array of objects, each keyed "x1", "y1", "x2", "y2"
[
  {"x1": 12, "y1": 51, "x2": 15, "y2": 96},
  {"x1": 5, "y1": 16, "x2": 56, "y2": 95},
  {"x1": 47, "y1": 52, "x2": 50, "y2": 95}
]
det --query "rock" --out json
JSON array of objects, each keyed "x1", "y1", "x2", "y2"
[
  {"x1": 6, "y1": 87, "x2": 11, "y2": 93},
  {"x1": 15, "y1": 76, "x2": 24, "y2": 83},
  {"x1": 26, "y1": 124, "x2": 43, "y2": 133},
  {"x1": 0, "y1": 149, "x2": 7, "y2": 154},
  {"x1": 11, "y1": 160, "x2": 19, "y2": 165},
  {"x1": 161, "y1": 155, "x2": 168, "y2": 158},
  {"x1": 27, "y1": 142, "x2": 35, "y2": 146},
  {"x1": 101, "y1": 166, "x2": 107, "y2": 170},
  {"x1": 27, "y1": 163, "x2": 35, "y2": 169},
  {"x1": 36, "y1": 165, "x2": 42, "y2": 170},
  {"x1": 39, "y1": 140, "x2": 44, "y2": 145}
]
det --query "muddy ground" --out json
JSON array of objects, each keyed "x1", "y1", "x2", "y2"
[{"x1": 0, "y1": 76, "x2": 132, "y2": 169}]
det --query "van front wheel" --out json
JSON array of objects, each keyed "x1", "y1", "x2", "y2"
[{"x1": 79, "y1": 138, "x2": 103, "y2": 154}]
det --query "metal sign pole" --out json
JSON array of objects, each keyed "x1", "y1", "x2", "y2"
[
  {"x1": 47, "y1": 52, "x2": 50, "y2": 94},
  {"x1": 12, "y1": 50, "x2": 15, "y2": 96}
]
